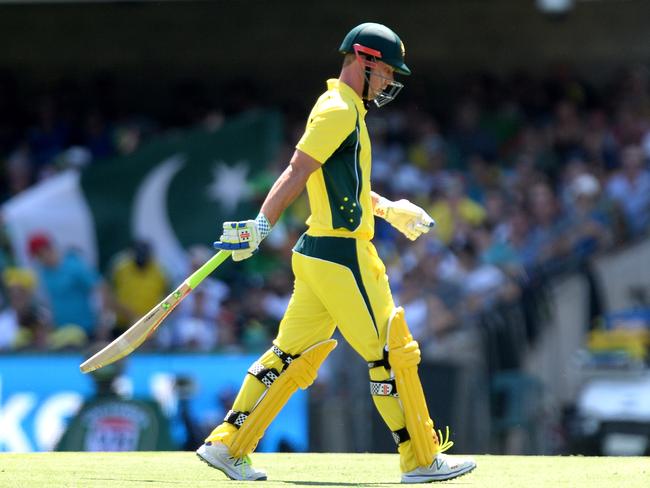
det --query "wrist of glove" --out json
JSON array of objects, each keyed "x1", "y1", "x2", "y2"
[
  {"x1": 373, "y1": 196, "x2": 435, "y2": 241},
  {"x1": 214, "y1": 213, "x2": 272, "y2": 261}
]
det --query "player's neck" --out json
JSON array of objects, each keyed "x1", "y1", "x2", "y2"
[{"x1": 339, "y1": 65, "x2": 364, "y2": 99}]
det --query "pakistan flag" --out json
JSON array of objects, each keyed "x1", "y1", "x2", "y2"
[{"x1": 3, "y1": 111, "x2": 283, "y2": 279}]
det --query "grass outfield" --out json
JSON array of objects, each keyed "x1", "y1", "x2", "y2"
[{"x1": 0, "y1": 452, "x2": 648, "y2": 487}]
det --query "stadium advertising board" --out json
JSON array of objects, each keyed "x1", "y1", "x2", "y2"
[{"x1": 0, "y1": 354, "x2": 307, "y2": 453}]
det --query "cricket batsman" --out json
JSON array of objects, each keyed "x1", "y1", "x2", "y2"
[{"x1": 197, "y1": 22, "x2": 477, "y2": 483}]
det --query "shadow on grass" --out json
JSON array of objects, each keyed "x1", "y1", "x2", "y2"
[
  {"x1": 283, "y1": 481, "x2": 400, "y2": 486},
  {"x1": 81, "y1": 478, "x2": 184, "y2": 484}
]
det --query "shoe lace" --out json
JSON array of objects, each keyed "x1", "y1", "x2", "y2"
[{"x1": 435, "y1": 425, "x2": 454, "y2": 454}]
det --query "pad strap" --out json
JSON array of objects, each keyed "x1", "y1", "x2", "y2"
[
  {"x1": 392, "y1": 427, "x2": 410, "y2": 445},
  {"x1": 272, "y1": 344, "x2": 298, "y2": 370},
  {"x1": 229, "y1": 339, "x2": 337, "y2": 457},
  {"x1": 248, "y1": 361, "x2": 280, "y2": 388},
  {"x1": 224, "y1": 409, "x2": 248, "y2": 428},
  {"x1": 370, "y1": 378, "x2": 399, "y2": 397},
  {"x1": 368, "y1": 347, "x2": 390, "y2": 370}
]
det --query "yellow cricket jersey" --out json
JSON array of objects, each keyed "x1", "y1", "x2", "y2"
[{"x1": 296, "y1": 79, "x2": 374, "y2": 240}]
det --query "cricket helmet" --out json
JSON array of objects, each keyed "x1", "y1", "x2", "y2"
[{"x1": 339, "y1": 22, "x2": 411, "y2": 76}]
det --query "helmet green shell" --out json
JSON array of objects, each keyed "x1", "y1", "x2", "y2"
[{"x1": 339, "y1": 22, "x2": 411, "y2": 76}]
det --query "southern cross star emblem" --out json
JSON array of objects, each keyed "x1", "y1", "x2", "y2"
[{"x1": 205, "y1": 160, "x2": 253, "y2": 212}]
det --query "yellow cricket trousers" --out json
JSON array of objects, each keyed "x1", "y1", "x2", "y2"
[{"x1": 207, "y1": 234, "x2": 420, "y2": 472}]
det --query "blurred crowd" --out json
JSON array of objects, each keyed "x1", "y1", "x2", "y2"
[{"x1": 0, "y1": 65, "x2": 649, "y2": 360}]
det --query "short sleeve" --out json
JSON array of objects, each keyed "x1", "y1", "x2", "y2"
[{"x1": 296, "y1": 99, "x2": 356, "y2": 164}]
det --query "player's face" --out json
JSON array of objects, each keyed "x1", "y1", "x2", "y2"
[{"x1": 368, "y1": 62, "x2": 395, "y2": 99}]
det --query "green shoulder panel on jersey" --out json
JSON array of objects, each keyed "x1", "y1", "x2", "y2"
[
  {"x1": 321, "y1": 108, "x2": 362, "y2": 231},
  {"x1": 293, "y1": 234, "x2": 378, "y2": 334}
]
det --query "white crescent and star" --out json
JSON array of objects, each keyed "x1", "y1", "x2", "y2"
[{"x1": 132, "y1": 155, "x2": 252, "y2": 280}]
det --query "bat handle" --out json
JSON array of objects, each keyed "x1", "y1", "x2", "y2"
[{"x1": 186, "y1": 250, "x2": 231, "y2": 289}]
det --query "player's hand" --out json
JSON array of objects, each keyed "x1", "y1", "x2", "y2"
[
  {"x1": 374, "y1": 197, "x2": 435, "y2": 241},
  {"x1": 214, "y1": 213, "x2": 272, "y2": 261},
  {"x1": 214, "y1": 220, "x2": 260, "y2": 261}
]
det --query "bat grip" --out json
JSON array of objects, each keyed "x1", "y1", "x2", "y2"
[{"x1": 186, "y1": 250, "x2": 231, "y2": 289}]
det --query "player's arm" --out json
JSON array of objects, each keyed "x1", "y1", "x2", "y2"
[
  {"x1": 261, "y1": 150, "x2": 321, "y2": 225},
  {"x1": 214, "y1": 150, "x2": 320, "y2": 261},
  {"x1": 370, "y1": 190, "x2": 436, "y2": 241},
  {"x1": 215, "y1": 100, "x2": 354, "y2": 261}
]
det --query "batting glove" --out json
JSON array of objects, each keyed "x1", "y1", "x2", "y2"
[
  {"x1": 374, "y1": 196, "x2": 435, "y2": 241},
  {"x1": 214, "y1": 213, "x2": 272, "y2": 261}
]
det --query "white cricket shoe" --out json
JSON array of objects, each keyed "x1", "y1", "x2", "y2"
[
  {"x1": 401, "y1": 453, "x2": 476, "y2": 483},
  {"x1": 196, "y1": 441, "x2": 267, "y2": 481}
]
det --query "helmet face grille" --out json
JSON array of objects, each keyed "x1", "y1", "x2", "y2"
[{"x1": 373, "y1": 79, "x2": 404, "y2": 107}]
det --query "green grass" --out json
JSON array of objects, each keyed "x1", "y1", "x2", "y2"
[{"x1": 0, "y1": 452, "x2": 648, "y2": 488}]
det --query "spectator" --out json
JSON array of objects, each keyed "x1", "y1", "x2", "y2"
[
  {"x1": 471, "y1": 222, "x2": 523, "y2": 279},
  {"x1": 482, "y1": 189, "x2": 511, "y2": 244},
  {"x1": 400, "y1": 243, "x2": 464, "y2": 346},
  {"x1": 504, "y1": 207, "x2": 537, "y2": 271},
  {"x1": 238, "y1": 286, "x2": 275, "y2": 352},
  {"x1": 465, "y1": 153, "x2": 499, "y2": 204},
  {"x1": 84, "y1": 110, "x2": 114, "y2": 160},
  {"x1": 605, "y1": 145, "x2": 650, "y2": 237},
  {"x1": 448, "y1": 99, "x2": 497, "y2": 168},
  {"x1": 28, "y1": 233, "x2": 103, "y2": 345},
  {"x1": 429, "y1": 175, "x2": 486, "y2": 245},
  {"x1": 582, "y1": 109, "x2": 619, "y2": 171},
  {"x1": 448, "y1": 239, "x2": 513, "y2": 315},
  {"x1": 552, "y1": 100, "x2": 584, "y2": 165},
  {"x1": 565, "y1": 173, "x2": 612, "y2": 258},
  {"x1": 4, "y1": 144, "x2": 34, "y2": 197},
  {"x1": 0, "y1": 267, "x2": 50, "y2": 350},
  {"x1": 27, "y1": 97, "x2": 69, "y2": 177},
  {"x1": 108, "y1": 240, "x2": 168, "y2": 337},
  {"x1": 526, "y1": 181, "x2": 571, "y2": 273}
]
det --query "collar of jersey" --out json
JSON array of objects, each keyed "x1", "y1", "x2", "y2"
[{"x1": 327, "y1": 79, "x2": 367, "y2": 116}]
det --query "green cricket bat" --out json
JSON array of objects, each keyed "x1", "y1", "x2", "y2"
[{"x1": 80, "y1": 250, "x2": 231, "y2": 373}]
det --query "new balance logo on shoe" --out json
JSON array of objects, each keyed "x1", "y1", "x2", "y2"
[
  {"x1": 196, "y1": 442, "x2": 267, "y2": 481},
  {"x1": 401, "y1": 453, "x2": 476, "y2": 484},
  {"x1": 432, "y1": 457, "x2": 445, "y2": 471},
  {"x1": 232, "y1": 457, "x2": 246, "y2": 467}
]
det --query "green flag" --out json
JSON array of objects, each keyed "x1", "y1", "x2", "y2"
[{"x1": 4, "y1": 110, "x2": 283, "y2": 278}]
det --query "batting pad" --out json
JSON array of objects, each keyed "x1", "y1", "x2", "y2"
[
  {"x1": 229, "y1": 339, "x2": 337, "y2": 458},
  {"x1": 388, "y1": 307, "x2": 438, "y2": 467}
]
